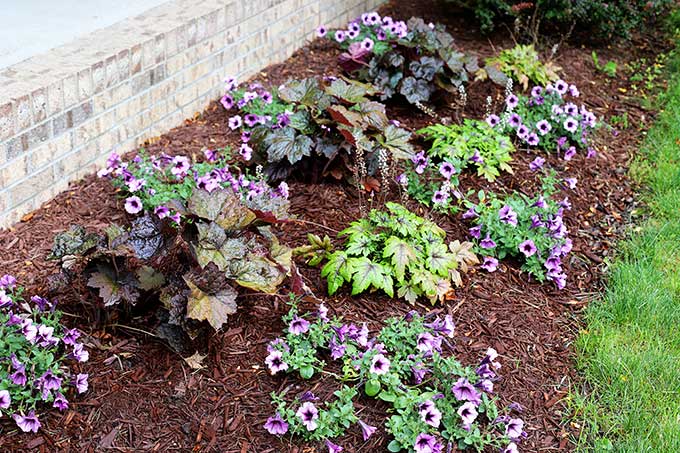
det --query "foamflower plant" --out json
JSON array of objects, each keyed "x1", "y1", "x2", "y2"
[
  {"x1": 0, "y1": 275, "x2": 89, "y2": 433},
  {"x1": 264, "y1": 298, "x2": 525, "y2": 452}
]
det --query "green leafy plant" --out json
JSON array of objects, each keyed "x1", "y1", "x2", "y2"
[
  {"x1": 222, "y1": 76, "x2": 414, "y2": 183},
  {"x1": 325, "y1": 16, "x2": 478, "y2": 107},
  {"x1": 591, "y1": 51, "x2": 618, "y2": 78},
  {"x1": 264, "y1": 300, "x2": 525, "y2": 452},
  {"x1": 484, "y1": 44, "x2": 561, "y2": 90},
  {"x1": 303, "y1": 203, "x2": 477, "y2": 304},
  {"x1": 49, "y1": 153, "x2": 296, "y2": 352}
]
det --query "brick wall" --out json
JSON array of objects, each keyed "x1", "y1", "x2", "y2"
[{"x1": 0, "y1": 0, "x2": 383, "y2": 228}]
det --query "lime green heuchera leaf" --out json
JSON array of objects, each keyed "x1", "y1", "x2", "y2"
[
  {"x1": 397, "y1": 281, "x2": 421, "y2": 305},
  {"x1": 233, "y1": 254, "x2": 287, "y2": 294},
  {"x1": 383, "y1": 236, "x2": 417, "y2": 282},
  {"x1": 325, "y1": 78, "x2": 376, "y2": 104},
  {"x1": 135, "y1": 265, "x2": 166, "y2": 291},
  {"x1": 348, "y1": 257, "x2": 394, "y2": 297},
  {"x1": 321, "y1": 251, "x2": 352, "y2": 295},
  {"x1": 425, "y1": 243, "x2": 458, "y2": 277},
  {"x1": 183, "y1": 276, "x2": 237, "y2": 330}
]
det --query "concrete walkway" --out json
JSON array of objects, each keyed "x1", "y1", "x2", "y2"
[{"x1": 0, "y1": 0, "x2": 169, "y2": 69}]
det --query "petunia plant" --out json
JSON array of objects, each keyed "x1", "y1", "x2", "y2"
[
  {"x1": 299, "y1": 203, "x2": 478, "y2": 304},
  {"x1": 0, "y1": 275, "x2": 89, "y2": 433},
  {"x1": 220, "y1": 76, "x2": 414, "y2": 183},
  {"x1": 487, "y1": 80, "x2": 598, "y2": 157},
  {"x1": 465, "y1": 172, "x2": 573, "y2": 289},
  {"x1": 321, "y1": 14, "x2": 479, "y2": 107},
  {"x1": 49, "y1": 152, "x2": 296, "y2": 352},
  {"x1": 264, "y1": 299, "x2": 525, "y2": 452}
]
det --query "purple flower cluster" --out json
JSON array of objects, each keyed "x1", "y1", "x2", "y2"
[
  {"x1": 322, "y1": 12, "x2": 407, "y2": 46},
  {"x1": 99, "y1": 152, "x2": 289, "y2": 225},
  {"x1": 489, "y1": 81, "x2": 598, "y2": 157},
  {"x1": 0, "y1": 276, "x2": 89, "y2": 433}
]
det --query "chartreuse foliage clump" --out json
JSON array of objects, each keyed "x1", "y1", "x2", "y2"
[
  {"x1": 264, "y1": 300, "x2": 526, "y2": 452},
  {"x1": 484, "y1": 44, "x2": 560, "y2": 90},
  {"x1": 465, "y1": 172, "x2": 573, "y2": 289},
  {"x1": 0, "y1": 275, "x2": 89, "y2": 433},
  {"x1": 322, "y1": 13, "x2": 479, "y2": 106},
  {"x1": 49, "y1": 152, "x2": 295, "y2": 352},
  {"x1": 301, "y1": 203, "x2": 477, "y2": 304},
  {"x1": 221, "y1": 76, "x2": 414, "y2": 181}
]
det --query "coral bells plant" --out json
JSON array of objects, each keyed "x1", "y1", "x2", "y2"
[
  {"x1": 0, "y1": 275, "x2": 88, "y2": 433},
  {"x1": 264, "y1": 299, "x2": 526, "y2": 452},
  {"x1": 220, "y1": 76, "x2": 414, "y2": 182},
  {"x1": 465, "y1": 173, "x2": 573, "y2": 289},
  {"x1": 300, "y1": 203, "x2": 478, "y2": 304},
  {"x1": 489, "y1": 80, "x2": 598, "y2": 157},
  {"x1": 321, "y1": 14, "x2": 478, "y2": 106}
]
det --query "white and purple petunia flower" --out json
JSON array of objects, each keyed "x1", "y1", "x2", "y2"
[
  {"x1": 370, "y1": 353, "x2": 391, "y2": 375},
  {"x1": 0, "y1": 390, "x2": 11, "y2": 409},
  {"x1": 564, "y1": 146, "x2": 576, "y2": 161},
  {"x1": 289, "y1": 316, "x2": 310, "y2": 335},
  {"x1": 74, "y1": 373, "x2": 88, "y2": 394},
  {"x1": 419, "y1": 400, "x2": 442, "y2": 428},
  {"x1": 358, "y1": 419, "x2": 376, "y2": 440},
  {"x1": 486, "y1": 114, "x2": 500, "y2": 127},
  {"x1": 518, "y1": 239, "x2": 537, "y2": 257},
  {"x1": 413, "y1": 432, "x2": 437, "y2": 453},
  {"x1": 316, "y1": 25, "x2": 327, "y2": 37},
  {"x1": 536, "y1": 119, "x2": 552, "y2": 135},
  {"x1": 452, "y1": 377, "x2": 482, "y2": 405},
  {"x1": 13, "y1": 411, "x2": 40, "y2": 433},
  {"x1": 439, "y1": 161, "x2": 455, "y2": 179},
  {"x1": 506, "y1": 94, "x2": 519, "y2": 110},
  {"x1": 296, "y1": 402, "x2": 319, "y2": 431},
  {"x1": 481, "y1": 256, "x2": 498, "y2": 272},
  {"x1": 265, "y1": 350, "x2": 289, "y2": 374},
  {"x1": 529, "y1": 156, "x2": 545, "y2": 171},
  {"x1": 480, "y1": 234, "x2": 496, "y2": 249},
  {"x1": 457, "y1": 401, "x2": 478, "y2": 426},
  {"x1": 499, "y1": 205, "x2": 518, "y2": 226},
  {"x1": 124, "y1": 196, "x2": 143, "y2": 215},
  {"x1": 505, "y1": 417, "x2": 525, "y2": 440},
  {"x1": 228, "y1": 115, "x2": 243, "y2": 130},
  {"x1": 264, "y1": 413, "x2": 289, "y2": 436}
]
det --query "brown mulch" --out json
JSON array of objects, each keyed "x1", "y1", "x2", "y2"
[{"x1": 0, "y1": 0, "x2": 669, "y2": 451}]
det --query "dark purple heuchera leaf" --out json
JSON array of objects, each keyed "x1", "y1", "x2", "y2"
[
  {"x1": 48, "y1": 225, "x2": 101, "y2": 260},
  {"x1": 338, "y1": 42, "x2": 371, "y2": 73},
  {"x1": 128, "y1": 214, "x2": 163, "y2": 260},
  {"x1": 87, "y1": 264, "x2": 140, "y2": 307}
]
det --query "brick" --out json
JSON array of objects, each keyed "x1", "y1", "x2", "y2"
[
  {"x1": 0, "y1": 155, "x2": 27, "y2": 188},
  {"x1": 9, "y1": 165, "x2": 53, "y2": 205},
  {"x1": 92, "y1": 61, "x2": 106, "y2": 94},
  {"x1": 130, "y1": 44, "x2": 143, "y2": 75},
  {"x1": 117, "y1": 49, "x2": 131, "y2": 81},
  {"x1": 14, "y1": 95, "x2": 32, "y2": 130},
  {"x1": 77, "y1": 68, "x2": 93, "y2": 100},
  {"x1": 30, "y1": 87, "x2": 48, "y2": 123},
  {"x1": 23, "y1": 122, "x2": 51, "y2": 151},
  {"x1": 26, "y1": 141, "x2": 53, "y2": 172},
  {"x1": 63, "y1": 74, "x2": 78, "y2": 108},
  {"x1": 151, "y1": 64, "x2": 167, "y2": 85},
  {"x1": 46, "y1": 80, "x2": 64, "y2": 117},
  {"x1": 131, "y1": 71, "x2": 152, "y2": 95},
  {"x1": 0, "y1": 102, "x2": 14, "y2": 141}
]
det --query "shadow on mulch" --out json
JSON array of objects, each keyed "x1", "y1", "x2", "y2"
[{"x1": 0, "y1": 0, "x2": 669, "y2": 451}]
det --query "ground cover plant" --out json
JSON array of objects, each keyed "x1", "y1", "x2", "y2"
[
  {"x1": 0, "y1": 275, "x2": 89, "y2": 432},
  {"x1": 299, "y1": 202, "x2": 478, "y2": 304},
  {"x1": 220, "y1": 76, "x2": 414, "y2": 183},
  {"x1": 484, "y1": 44, "x2": 560, "y2": 90},
  {"x1": 264, "y1": 300, "x2": 526, "y2": 452},
  {"x1": 320, "y1": 13, "x2": 479, "y2": 108},
  {"x1": 571, "y1": 40, "x2": 680, "y2": 451},
  {"x1": 488, "y1": 81, "x2": 598, "y2": 156},
  {"x1": 49, "y1": 151, "x2": 295, "y2": 352},
  {"x1": 465, "y1": 171, "x2": 573, "y2": 288}
]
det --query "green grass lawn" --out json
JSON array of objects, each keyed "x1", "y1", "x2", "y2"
[{"x1": 570, "y1": 38, "x2": 680, "y2": 452}]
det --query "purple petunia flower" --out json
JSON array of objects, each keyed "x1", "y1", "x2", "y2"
[
  {"x1": 424, "y1": 315, "x2": 455, "y2": 338},
  {"x1": 469, "y1": 225, "x2": 482, "y2": 239},
  {"x1": 526, "y1": 132, "x2": 540, "y2": 146},
  {"x1": 503, "y1": 442, "x2": 519, "y2": 453},
  {"x1": 239, "y1": 143, "x2": 253, "y2": 161},
  {"x1": 516, "y1": 124, "x2": 529, "y2": 139},
  {"x1": 530, "y1": 214, "x2": 544, "y2": 229},
  {"x1": 361, "y1": 37, "x2": 374, "y2": 51},
  {"x1": 587, "y1": 147, "x2": 597, "y2": 159},
  {"x1": 533, "y1": 196, "x2": 547, "y2": 209},
  {"x1": 329, "y1": 335, "x2": 346, "y2": 360},
  {"x1": 518, "y1": 239, "x2": 537, "y2": 257},
  {"x1": 370, "y1": 353, "x2": 390, "y2": 375},
  {"x1": 565, "y1": 177, "x2": 577, "y2": 189},
  {"x1": 508, "y1": 113, "x2": 522, "y2": 128},
  {"x1": 564, "y1": 146, "x2": 576, "y2": 161},
  {"x1": 154, "y1": 206, "x2": 170, "y2": 219},
  {"x1": 228, "y1": 115, "x2": 242, "y2": 130},
  {"x1": 554, "y1": 79, "x2": 568, "y2": 95},
  {"x1": 414, "y1": 433, "x2": 436, "y2": 453},
  {"x1": 358, "y1": 419, "x2": 376, "y2": 440},
  {"x1": 452, "y1": 378, "x2": 482, "y2": 404},
  {"x1": 10, "y1": 365, "x2": 27, "y2": 386},
  {"x1": 416, "y1": 332, "x2": 441, "y2": 353},
  {"x1": 53, "y1": 393, "x2": 68, "y2": 411},
  {"x1": 0, "y1": 274, "x2": 17, "y2": 289},
  {"x1": 529, "y1": 156, "x2": 545, "y2": 171},
  {"x1": 265, "y1": 350, "x2": 289, "y2": 374},
  {"x1": 470, "y1": 151, "x2": 484, "y2": 164},
  {"x1": 457, "y1": 401, "x2": 479, "y2": 426},
  {"x1": 224, "y1": 76, "x2": 237, "y2": 91},
  {"x1": 419, "y1": 400, "x2": 442, "y2": 428},
  {"x1": 531, "y1": 86, "x2": 543, "y2": 98},
  {"x1": 71, "y1": 343, "x2": 89, "y2": 362},
  {"x1": 296, "y1": 402, "x2": 319, "y2": 431},
  {"x1": 0, "y1": 390, "x2": 10, "y2": 409},
  {"x1": 74, "y1": 373, "x2": 88, "y2": 394},
  {"x1": 564, "y1": 117, "x2": 578, "y2": 133},
  {"x1": 289, "y1": 316, "x2": 310, "y2": 335},
  {"x1": 486, "y1": 114, "x2": 500, "y2": 127},
  {"x1": 432, "y1": 190, "x2": 448, "y2": 205},
  {"x1": 334, "y1": 30, "x2": 346, "y2": 42},
  {"x1": 171, "y1": 156, "x2": 191, "y2": 177},
  {"x1": 325, "y1": 440, "x2": 343, "y2": 453},
  {"x1": 480, "y1": 234, "x2": 496, "y2": 249},
  {"x1": 481, "y1": 256, "x2": 498, "y2": 272},
  {"x1": 13, "y1": 411, "x2": 40, "y2": 433},
  {"x1": 536, "y1": 119, "x2": 552, "y2": 135},
  {"x1": 220, "y1": 94, "x2": 234, "y2": 110},
  {"x1": 506, "y1": 94, "x2": 519, "y2": 110},
  {"x1": 124, "y1": 196, "x2": 143, "y2": 215},
  {"x1": 243, "y1": 113, "x2": 260, "y2": 128},
  {"x1": 439, "y1": 161, "x2": 455, "y2": 179},
  {"x1": 462, "y1": 206, "x2": 478, "y2": 219},
  {"x1": 264, "y1": 413, "x2": 289, "y2": 436},
  {"x1": 506, "y1": 418, "x2": 525, "y2": 440},
  {"x1": 499, "y1": 205, "x2": 518, "y2": 226},
  {"x1": 316, "y1": 25, "x2": 327, "y2": 38}
]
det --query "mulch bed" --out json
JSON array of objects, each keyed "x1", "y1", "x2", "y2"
[{"x1": 0, "y1": 0, "x2": 669, "y2": 451}]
